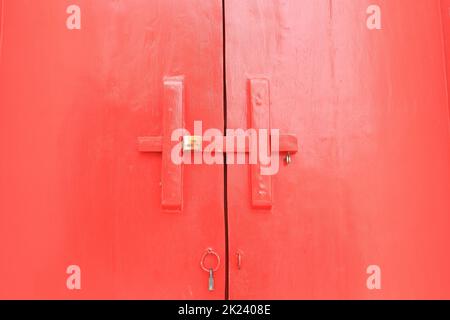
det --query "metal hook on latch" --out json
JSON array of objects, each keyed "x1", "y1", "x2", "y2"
[{"x1": 285, "y1": 152, "x2": 292, "y2": 165}]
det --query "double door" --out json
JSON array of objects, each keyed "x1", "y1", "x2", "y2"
[{"x1": 1, "y1": 0, "x2": 450, "y2": 299}]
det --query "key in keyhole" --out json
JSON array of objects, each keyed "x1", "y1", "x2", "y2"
[{"x1": 208, "y1": 268, "x2": 214, "y2": 291}]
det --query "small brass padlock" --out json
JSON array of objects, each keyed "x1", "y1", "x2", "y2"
[{"x1": 182, "y1": 135, "x2": 202, "y2": 152}]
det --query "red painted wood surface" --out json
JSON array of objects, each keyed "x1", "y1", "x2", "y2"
[
  {"x1": 0, "y1": 0, "x2": 225, "y2": 299},
  {"x1": 443, "y1": 0, "x2": 450, "y2": 114},
  {"x1": 0, "y1": 0, "x2": 450, "y2": 300},
  {"x1": 226, "y1": 0, "x2": 450, "y2": 299}
]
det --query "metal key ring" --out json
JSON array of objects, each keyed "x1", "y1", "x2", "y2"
[{"x1": 200, "y1": 248, "x2": 220, "y2": 272}]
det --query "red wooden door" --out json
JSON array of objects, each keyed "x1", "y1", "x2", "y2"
[
  {"x1": 225, "y1": 0, "x2": 450, "y2": 299},
  {"x1": 0, "y1": 0, "x2": 225, "y2": 299},
  {"x1": 1, "y1": 0, "x2": 450, "y2": 300}
]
